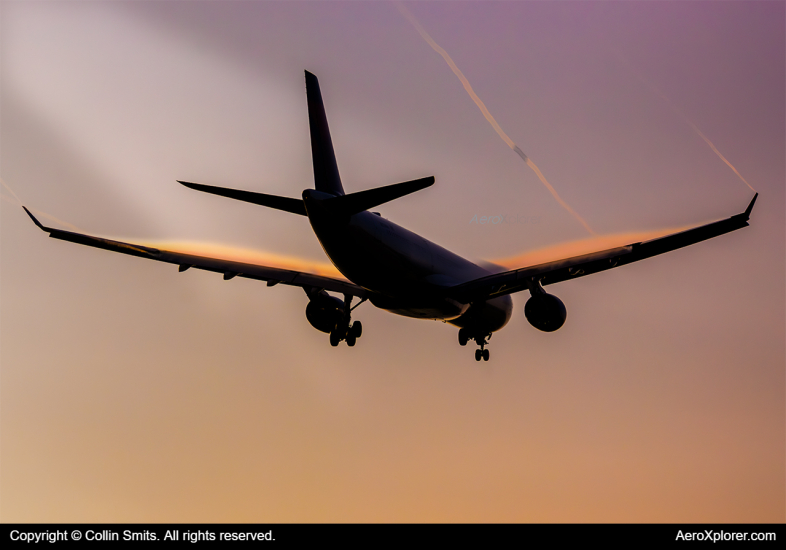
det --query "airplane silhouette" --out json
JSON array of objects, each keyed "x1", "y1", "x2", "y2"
[{"x1": 24, "y1": 71, "x2": 757, "y2": 361}]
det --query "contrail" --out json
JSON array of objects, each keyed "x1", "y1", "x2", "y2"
[
  {"x1": 1, "y1": 178, "x2": 23, "y2": 204},
  {"x1": 1, "y1": 193, "x2": 20, "y2": 206},
  {"x1": 1, "y1": 178, "x2": 84, "y2": 232},
  {"x1": 27, "y1": 209, "x2": 83, "y2": 232},
  {"x1": 686, "y1": 121, "x2": 755, "y2": 192},
  {"x1": 614, "y1": 52, "x2": 755, "y2": 193},
  {"x1": 395, "y1": 2, "x2": 595, "y2": 235}
]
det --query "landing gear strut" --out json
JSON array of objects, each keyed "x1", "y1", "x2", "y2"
[{"x1": 459, "y1": 328, "x2": 491, "y2": 361}]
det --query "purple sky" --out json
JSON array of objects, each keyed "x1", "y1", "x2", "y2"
[{"x1": 2, "y1": 1, "x2": 783, "y2": 521}]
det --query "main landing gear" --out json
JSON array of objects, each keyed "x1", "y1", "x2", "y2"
[
  {"x1": 330, "y1": 320, "x2": 362, "y2": 347},
  {"x1": 458, "y1": 328, "x2": 491, "y2": 361},
  {"x1": 330, "y1": 294, "x2": 364, "y2": 347}
]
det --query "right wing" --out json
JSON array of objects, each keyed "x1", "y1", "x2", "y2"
[
  {"x1": 447, "y1": 194, "x2": 757, "y2": 303},
  {"x1": 23, "y1": 207, "x2": 369, "y2": 298}
]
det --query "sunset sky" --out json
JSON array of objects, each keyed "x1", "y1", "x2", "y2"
[{"x1": 2, "y1": 1, "x2": 783, "y2": 522}]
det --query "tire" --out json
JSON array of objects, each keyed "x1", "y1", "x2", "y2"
[
  {"x1": 458, "y1": 329, "x2": 468, "y2": 346},
  {"x1": 482, "y1": 349, "x2": 490, "y2": 361},
  {"x1": 475, "y1": 349, "x2": 482, "y2": 361},
  {"x1": 346, "y1": 334, "x2": 356, "y2": 347},
  {"x1": 329, "y1": 330, "x2": 341, "y2": 347},
  {"x1": 351, "y1": 321, "x2": 362, "y2": 338}
]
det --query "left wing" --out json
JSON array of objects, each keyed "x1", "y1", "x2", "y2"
[
  {"x1": 447, "y1": 194, "x2": 757, "y2": 303},
  {"x1": 23, "y1": 207, "x2": 369, "y2": 298}
]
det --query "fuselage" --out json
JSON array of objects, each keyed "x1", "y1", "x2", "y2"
[{"x1": 302, "y1": 190, "x2": 513, "y2": 335}]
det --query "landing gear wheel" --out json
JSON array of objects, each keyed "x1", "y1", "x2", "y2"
[
  {"x1": 482, "y1": 349, "x2": 490, "y2": 361},
  {"x1": 329, "y1": 330, "x2": 341, "y2": 347},
  {"x1": 346, "y1": 334, "x2": 356, "y2": 347},
  {"x1": 475, "y1": 349, "x2": 482, "y2": 361},
  {"x1": 351, "y1": 321, "x2": 362, "y2": 338},
  {"x1": 458, "y1": 328, "x2": 469, "y2": 346}
]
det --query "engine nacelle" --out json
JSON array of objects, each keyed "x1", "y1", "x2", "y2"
[
  {"x1": 305, "y1": 295, "x2": 344, "y2": 333},
  {"x1": 525, "y1": 293, "x2": 567, "y2": 332}
]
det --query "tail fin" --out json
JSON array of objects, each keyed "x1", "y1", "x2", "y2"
[{"x1": 305, "y1": 71, "x2": 345, "y2": 196}]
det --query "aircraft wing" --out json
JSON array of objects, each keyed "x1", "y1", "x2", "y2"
[
  {"x1": 447, "y1": 194, "x2": 757, "y2": 303},
  {"x1": 22, "y1": 207, "x2": 369, "y2": 298}
]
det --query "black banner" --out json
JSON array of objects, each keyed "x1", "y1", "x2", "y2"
[{"x1": 1, "y1": 524, "x2": 783, "y2": 545}]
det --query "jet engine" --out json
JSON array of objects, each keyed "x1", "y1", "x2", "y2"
[
  {"x1": 524, "y1": 293, "x2": 567, "y2": 332},
  {"x1": 305, "y1": 294, "x2": 344, "y2": 333}
]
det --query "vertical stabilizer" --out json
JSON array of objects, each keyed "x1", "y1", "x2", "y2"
[{"x1": 305, "y1": 71, "x2": 345, "y2": 196}]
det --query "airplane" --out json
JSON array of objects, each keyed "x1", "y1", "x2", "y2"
[{"x1": 23, "y1": 71, "x2": 757, "y2": 361}]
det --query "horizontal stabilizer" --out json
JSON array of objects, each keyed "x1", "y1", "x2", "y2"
[
  {"x1": 323, "y1": 176, "x2": 434, "y2": 217},
  {"x1": 178, "y1": 181, "x2": 307, "y2": 216}
]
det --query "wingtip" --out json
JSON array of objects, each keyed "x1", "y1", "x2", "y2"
[
  {"x1": 744, "y1": 192, "x2": 758, "y2": 219},
  {"x1": 22, "y1": 206, "x2": 48, "y2": 231}
]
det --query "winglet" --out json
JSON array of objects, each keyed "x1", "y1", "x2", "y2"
[
  {"x1": 22, "y1": 206, "x2": 50, "y2": 232},
  {"x1": 744, "y1": 193, "x2": 758, "y2": 219}
]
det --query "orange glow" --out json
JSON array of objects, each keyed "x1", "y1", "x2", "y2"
[
  {"x1": 140, "y1": 240, "x2": 344, "y2": 278},
  {"x1": 491, "y1": 226, "x2": 692, "y2": 269},
  {"x1": 142, "y1": 229, "x2": 693, "y2": 281}
]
